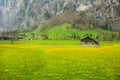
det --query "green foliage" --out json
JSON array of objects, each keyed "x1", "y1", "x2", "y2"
[
  {"x1": 63, "y1": 6, "x2": 69, "y2": 11},
  {"x1": 101, "y1": 30, "x2": 119, "y2": 40},
  {"x1": 45, "y1": 23, "x2": 99, "y2": 40},
  {"x1": 44, "y1": 11, "x2": 52, "y2": 20},
  {"x1": 22, "y1": 26, "x2": 42, "y2": 40},
  {"x1": 15, "y1": 23, "x2": 119, "y2": 41},
  {"x1": 102, "y1": 23, "x2": 109, "y2": 30}
]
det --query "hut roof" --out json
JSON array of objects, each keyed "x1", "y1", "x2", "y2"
[{"x1": 81, "y1": 36, "x2": 98, "y2": 44}]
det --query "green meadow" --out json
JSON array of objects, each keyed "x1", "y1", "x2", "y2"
[
  {"x1": 46, "y1": 24, "x2": 99, "y2": 39},
  {"x1": 0, "y1": 40, "x2": 120, "y2": 80},
  {"x1": 23, "y1": 23, "x2": 119, "y2": 41}
]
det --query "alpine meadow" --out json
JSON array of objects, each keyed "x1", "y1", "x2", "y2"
[
  {"x1": 0, "y1": 0, "x2": 120, "y2": 80},
  {"x1": 0, "y1": 41, "x2": 120, "y2": 80}
]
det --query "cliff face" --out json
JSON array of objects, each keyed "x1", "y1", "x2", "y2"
[
  {"x1": 0, "y1": 0, "x2": 120, "y2": 32},
  {"x1": 91, "y1": 0, "x2": 120, "y2": 31}
]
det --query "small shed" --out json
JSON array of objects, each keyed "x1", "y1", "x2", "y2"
[
  {"x1": 81, "y1": 36, "x2": 99, "y2": 46},
  {"x1": 0, "y1": 34, "x2": 4, "y2": 40}
]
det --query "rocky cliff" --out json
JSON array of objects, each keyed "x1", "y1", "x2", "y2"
[{"x1": 0, "y1": 0, "x2": 120, "y2": 32}]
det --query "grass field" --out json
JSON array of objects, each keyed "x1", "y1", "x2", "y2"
[{"x1": 0, "y1": 40, "x2": 120, "y2": 80}]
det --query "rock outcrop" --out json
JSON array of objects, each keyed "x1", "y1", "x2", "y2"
[{"x1": 0, "y1": 0, "x2": 120, "y2": 32}]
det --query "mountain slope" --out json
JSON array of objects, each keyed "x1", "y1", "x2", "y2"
[{"x1": 0, "y1": 0, "x2": 120, "y2": 32}]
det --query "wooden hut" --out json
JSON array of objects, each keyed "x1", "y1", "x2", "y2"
[{"x1": 81, "y1": 36, "x2": 99, "y2": 46}]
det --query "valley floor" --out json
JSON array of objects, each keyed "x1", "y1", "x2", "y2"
[{"x1": 0, "y1": 40, "x2": 120, "y2": 80}]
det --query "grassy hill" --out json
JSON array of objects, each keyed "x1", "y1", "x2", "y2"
[
  {"x1": 14, "y1": 10, "x2": 119, "y2": 41},
  {"x1": 20, "y1": 23, "x2": 119, "y2": 41},
  {"x1": 37, "y1": 11, "x2": 120, "y2": 41},
  {"x1": 45, "y1": 23, "x2": 99, "y2": 40},
  {"x1": 2, "y1": 11, "x2": 119, "y2": 41}
]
